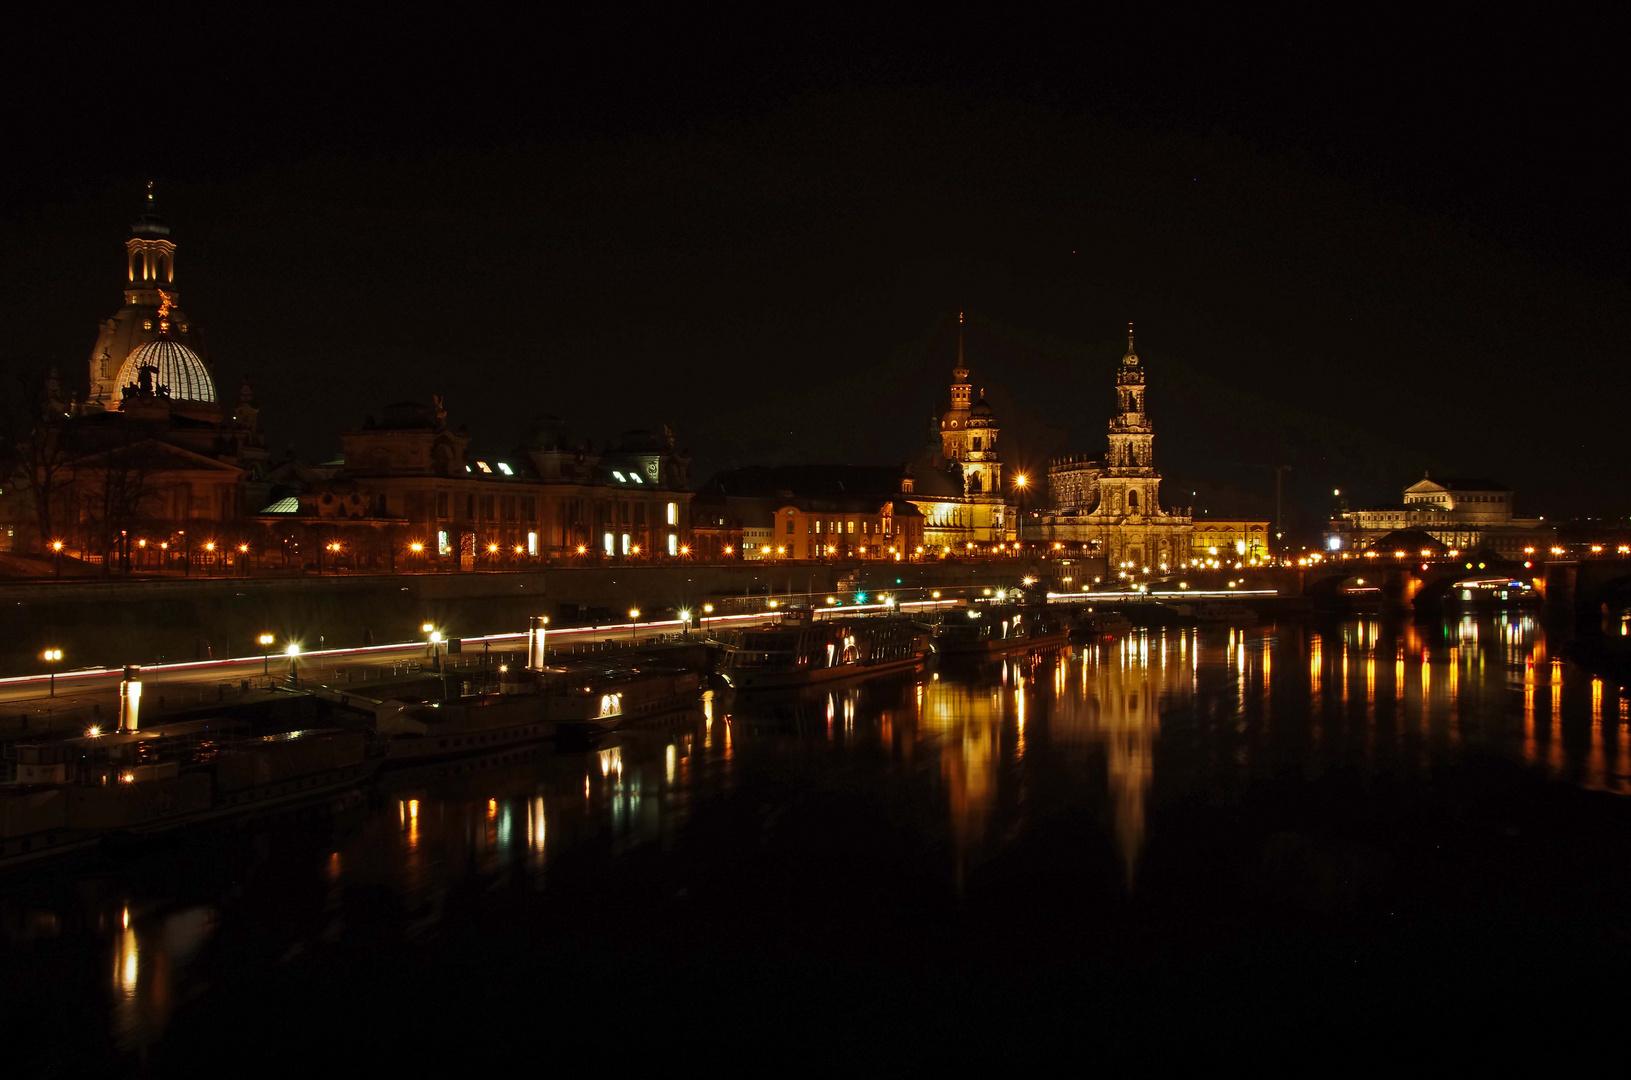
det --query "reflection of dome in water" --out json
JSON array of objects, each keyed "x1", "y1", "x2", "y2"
[{"x1": 117, "y1": 339, "x2": 216, "y2": 402}]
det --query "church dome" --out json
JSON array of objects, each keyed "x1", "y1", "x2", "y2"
[
  {"x1": 117, "y1": 339, "x2": 216, "y2": 402},
  {"x1": 968, "y1": 397, "x2": 995, "y2": 420}
]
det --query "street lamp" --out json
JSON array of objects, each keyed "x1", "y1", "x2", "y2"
[
  {"x1": 52, "y1": 539, "x2": 63, "y2": 579},
  {"x1": 628, "y1": 608, "x2": 640, "y2": 643},
  {"x1": 42, "y1": 648, "x2": 62, "y2": 696},
  {"x1": 285, "y1": 642, "x2": 301, "y2": 685},
  {"x1": 702, "y1": 602, "x2": 714, "y2": 634},
  {"x1": 679, "y1": 609, "x2": 692, "y2": 637},
  {"x1": 428, "y1": 629, "x2": 444, "y2": 672},
  {"x1": 258, "y1": 633, "x2": 274, "y2": 674}
]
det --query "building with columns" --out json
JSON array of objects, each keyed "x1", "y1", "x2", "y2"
[
  {"x1": 906, "y1": 313, "x2": 1009, "y2": 551},
  {"x1": 1327, "y1": 474, "x2": 1550, "y2": 559},
  {"x1": 1031, "y1": 326, "x2": 1192, "y2": 568}
]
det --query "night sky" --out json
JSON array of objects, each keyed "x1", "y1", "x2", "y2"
[{"x1": 5, "y1": 16, "x2": 1627, "y2": 530}]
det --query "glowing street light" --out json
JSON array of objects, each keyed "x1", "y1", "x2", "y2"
[
  {"x1": 285, "y1": 641, "x2": 301, "y2": 684},
  {"x1": 258, "y1": 632, "x2": 275, "y2": 674},
  {"x1": 702, "y1": 602, "x2": 714, "y2": 633},
  {"x1": 628, "y1": 608, "x2": 641, "y2": 643},
  {"x1": 42, "y1": 648, "x2": 62, "y2": 696}
]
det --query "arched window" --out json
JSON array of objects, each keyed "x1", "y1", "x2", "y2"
[
  {"x1": 969, "y1": 472, "x2": 982, "y2": 493},
  {"x1": 971, "y1": 437, "x2": 981, "y2": 451},
  {"x1": 1128, "y1": 490, "x2": 1139, "y2": 510}
]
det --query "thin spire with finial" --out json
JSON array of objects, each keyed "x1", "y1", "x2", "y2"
[{"x1": 952, "y1": 310, "x2": 970, "y2": 381}]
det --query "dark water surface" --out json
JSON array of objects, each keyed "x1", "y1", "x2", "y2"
[{"x1": 7, "y1": 615, "x2": 1631, "y2": 1072}]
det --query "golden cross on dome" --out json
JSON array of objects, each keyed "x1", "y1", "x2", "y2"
[{"x1": 157, "y1": 290, "x2": 175, "y2": 331}]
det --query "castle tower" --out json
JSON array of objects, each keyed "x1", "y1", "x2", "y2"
[{"x1": 85, "y1": 184, "x2": 212, "y2": 410}]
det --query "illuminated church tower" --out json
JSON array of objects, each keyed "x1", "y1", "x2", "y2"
[
  {"x1": 938, "y1": 312, "x2": 1001, "y2": 496},
  {"x1": 85, "y1": 183, "x2": 217, "y2": 415},
  {"x1": 1097, "y1": 323, "x2": 1159, "y2": 513},
  {"x1": 907, "y1": 310, "x2": 1008, "y2": 549},
  {"x1": 1032, "y1": 323, "x2": 1192, "y2": 566}
]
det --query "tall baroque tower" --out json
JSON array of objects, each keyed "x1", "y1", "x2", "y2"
[
  {"x1": 938, "y1": 312, "x2": 1001, "y2": 496},
  {"x1": 85, "y1": 184, "x2": 214, "y2": 411},
  {"x1": 1098, "y1": 323, "x2": 1159, "y2": 513},
  {"x1": 1031, "y1": 323, "x2": 1191, "y2": 567}
]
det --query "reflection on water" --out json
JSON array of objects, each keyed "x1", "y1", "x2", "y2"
[
  {"x1": 7, "y1": 613, "x2": 1631, "y2": 1069},
  {"x1": 104, "y1": 902, "x2": 215, "y2": 1053}
]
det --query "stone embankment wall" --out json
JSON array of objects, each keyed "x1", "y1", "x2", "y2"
[{"x1": 0, "y1": 561, "x2": 1042, "y2": 673}]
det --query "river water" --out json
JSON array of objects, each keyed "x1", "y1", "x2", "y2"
[{"x1": 6, "y1": 614, "x2": 1631, "y2": 1072}]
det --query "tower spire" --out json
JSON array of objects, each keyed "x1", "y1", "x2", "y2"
[{"x1": 954, "y1": 310, "x2": 968, "y2": 379}]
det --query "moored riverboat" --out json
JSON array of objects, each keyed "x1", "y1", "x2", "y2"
[
  {"x1": 2, "y1": 720, "x2": 377, "y2": 867},
  {"x1": 546, "y1": 666, "x2": 703, "y2": 741},
  {"x1": 374, "y1": 697, "x2": 549, "y2": 765},
  {"x1": 718, "y1": 613, "x2": 930, "y2": 691},
  {"x1": 933, "y1": 605, "x2": 1070, "y2": 658},
  {"x1": 1071, "y1": 610, "x2": 1135, "y2": 640}
]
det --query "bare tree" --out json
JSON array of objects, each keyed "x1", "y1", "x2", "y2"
[
  {"x1": 73, "y1": 434, "x2": 163, "y2": 576},
  {"x1": 3, "y1": 369, "x2": 75, "y2": 554}
]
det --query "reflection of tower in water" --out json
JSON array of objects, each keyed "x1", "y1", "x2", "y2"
[
  {"x1": 921, "y1": 673, "x2": 1005, "y2": 858},
  {"x1": 1053, "y1": 633, "x2": 1187, "y2": 889}
]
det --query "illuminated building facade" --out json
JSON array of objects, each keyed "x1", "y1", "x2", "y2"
[
  {"x1": 0, "y1": 192, "x2": 270, "y2": 559},
  {"x1": 1189, "y1": 519, "x2": 1271, "y2": 562},
  {"x1": 906, "y1": 313, "x2": 1008, "y2": 550},
  {"x1": 84, "y1": 184, "x2": 213, "y2": 414},
  {"x1": 1328, "y1": 474, "x2": 1550, "y2": 558},
  {"x1": 691, "y1": 466, "x2": 925, "y2": 561},
  {"x1": 1032, "y1": 326, "x2": 1192, "y2": 567},
  {"x1": 266, "y1": 403, "x2": 693, "y2": 565}
]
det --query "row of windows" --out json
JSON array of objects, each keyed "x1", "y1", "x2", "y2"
[
  {"x1": 600, "y1": 532, "x2": 681, "y2": 556},
  {"x1": 1407, "y1": 493, "x2": 1505, "y2": 504},
  {"x1": 788, "y1": 517, "x2": 893, "y2": 536},
  {"x1": 399, "y1": 493, "x2": 678, "y2": 526}
]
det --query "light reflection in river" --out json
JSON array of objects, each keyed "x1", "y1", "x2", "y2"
[{"x1": 10, "y1": 613, "x2": 1631, "y2": 1071}]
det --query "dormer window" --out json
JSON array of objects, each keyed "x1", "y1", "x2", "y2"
[
  {"x1": 142, "y1": 320, "x2": 152, "y2": 330},
  {"x1": 613, "y1": 470, "x2": 627, "y2": 482},
  {"x1": 629, "y1": 472, "x2": 643, "y2": 483},
  {"x1": 497, "y1": 462, "x2": 513, "y2": 476},
  {"x1": 476, "y1": 461, "x2": 493, "y2": 473}
]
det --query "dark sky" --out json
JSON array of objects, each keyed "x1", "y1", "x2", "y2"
[{"x1": 5, "y1": 15, "x2": 1627, "y2": 529}]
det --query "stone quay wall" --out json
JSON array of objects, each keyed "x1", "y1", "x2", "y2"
[{"x1": 0, "y1": 561, "x2": 1029, "y2": 674}]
